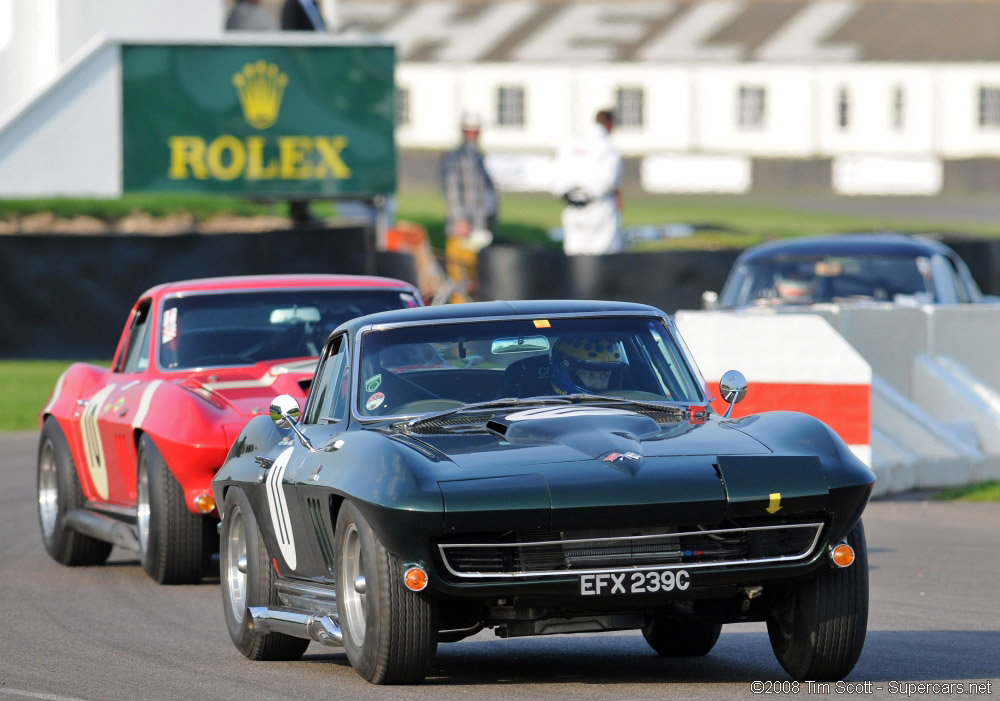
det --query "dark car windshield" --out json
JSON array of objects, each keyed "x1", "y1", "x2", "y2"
[
  {"x1": 160, "y1": 289, "x2": 419, "y2": 370},
  {"x1": 356, "y1": 316, "x2": 704, "y2": 418},
  {"x1": 720, "y1": 254, "x2": 936, "y2": 307}
]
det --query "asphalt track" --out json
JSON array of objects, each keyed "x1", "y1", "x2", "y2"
[{"x1": 1, "y1": 430, "x2": 997, "y2": 701}]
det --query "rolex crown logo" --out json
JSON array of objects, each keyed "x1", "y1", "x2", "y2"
[{"x1": 232, "y1": 60, "x2": 289, "y2": 129}]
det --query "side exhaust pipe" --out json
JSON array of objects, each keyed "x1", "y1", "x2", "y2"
[
  {"x1": 65, "y1": 508, "x2": 140, "y2": 551},
  {"x1": 248, "y1": 606, "x2": 343, "y2": 647}
]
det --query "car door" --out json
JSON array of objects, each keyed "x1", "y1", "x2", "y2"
[
  {"x1": 261, "y1": 333, "x2": 353, "y2": 578},
  {"x1": 77, "y1": 298, "x2": 154, "y2": 508}
]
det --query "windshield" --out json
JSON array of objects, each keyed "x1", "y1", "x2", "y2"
[
  {"x1": 159, "y1": 289, "x2": 419, "y2": 370},
  {"x1": 721, "y1": 254, "x2": 936, "y2": 307},
  {"x1": 356, "y1": 316, "x2": 704, "y2": 418}
]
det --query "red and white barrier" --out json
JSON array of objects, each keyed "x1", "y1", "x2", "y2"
[{"x1": 674, "y1": 311, "x2": 872, "y2": 465}]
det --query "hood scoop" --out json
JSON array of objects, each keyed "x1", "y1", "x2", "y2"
[{"x1": 493, "y1": 407, "x2": 660, "y2": 462}]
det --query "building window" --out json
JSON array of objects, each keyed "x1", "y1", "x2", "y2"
[
  {"x1": 978, "y1": 86, "x2": 1000, "y2": 127},
  {"x1": 496, "y1": 85, "x2": 525, "y2": 128},
  {"x1": 737, "y1": 85, "x2": 766, "y2": 130},
  {"x1": 892, "y1": 85, "x2": 905, "y2": 131},
  {"x1": 837, "y1": 86, "x2": 849, "y2": 130},
  {"x1": 614, "y1": 86, "x2": 644, "y2": 128},
  {"x1": 395, "y1": 86, "x2": 410, "y2": 127}
]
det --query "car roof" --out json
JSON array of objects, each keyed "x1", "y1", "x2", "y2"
[
  {"x1": 736, "y1": 233, "x2": 954, "y2": 263},
  {"x1": 338, "y1": 299, "x2": 665, "y2": 333},
  {"x1": 141, "y1": 274, "x2": 417, "y2": 298}
]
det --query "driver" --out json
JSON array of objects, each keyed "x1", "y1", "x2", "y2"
[
  {"x1": 550, "y1": 336, "x2": 628, "y2": 394},
  {"x1": 774, "y1": 264, "x2": 819, "y2": 302}
]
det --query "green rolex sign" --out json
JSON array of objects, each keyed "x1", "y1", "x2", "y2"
[{"x1": 121, "y1": 43, "x2": 396, "y2": 196}]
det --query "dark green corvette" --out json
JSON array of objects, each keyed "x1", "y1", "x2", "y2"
[{"x1": 212, "y1": 300, "x2": 875, "y2": 685}]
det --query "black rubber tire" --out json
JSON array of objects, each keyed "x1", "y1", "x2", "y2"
[
  {"x1": 766, "y1": 520, "x2": 869, "y2": 681},
  {"x1": 37, "y1": 417, "x2": 113, "y2": 566},
  {"x1": 137, "y1": 434, "x2": 213, "y2": 584},
  {"x1": 335, "y1": 500, "x2": 437, "y2": 684},
  {"x1": 220, "y1": 488, "x2": 310, "y2": 661},
  {"x1": 641, "y1": 617, "x2": 722, "y2": 657}
]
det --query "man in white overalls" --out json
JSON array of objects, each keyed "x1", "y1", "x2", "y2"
[{"x1": 551, "y1": 109, "x2": 623, "y2": 256}]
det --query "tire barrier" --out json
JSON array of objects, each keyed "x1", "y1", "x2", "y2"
[
  {"x1": 0, "y1": 225, "x2": 417, "y2": 359},
  {"x1": 477, "y1": 245, "x2": 741, "y2": 313}
]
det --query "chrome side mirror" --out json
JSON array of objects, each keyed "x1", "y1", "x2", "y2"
[
  {"x1": 719, "y1": 370, "x2": 747, "y2": 419},
  {"x1": 701, "y1": 290, "x2": 719, "y2": 310},
  {"x1": 270, "y1": 394, "x2": 301, "y2": 429}
]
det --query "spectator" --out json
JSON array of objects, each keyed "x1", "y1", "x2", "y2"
[
  {"x1": 439, "y1": 111, "x2": 497, "y2": 294},
  {"x1": 550, "y1": 108, "x2": 623, "y2": 256},
  {"x1": 225, "y1": 0, "x2": 278, "y2": 31},
  {"x1": 281, "y1": 0, "x2": 327, "y2": 30}
]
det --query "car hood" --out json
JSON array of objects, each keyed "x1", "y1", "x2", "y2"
[
  {"x1": 399, "y1": 407, "x2": 837, "y2": 531},
  {"x1": 180, "y1": 358, "x2": 316, "y2": 417},
  {"x1": 405, "y1": 406, "x2": 771, "y2": 469}
]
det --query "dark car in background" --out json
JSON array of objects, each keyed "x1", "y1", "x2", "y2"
[
  {"x1": 708, "y1": 233, "x2": 990, "y2": 309},
  {"x1": 212, "y1": 300, "x2": 874, "y2": 684}
]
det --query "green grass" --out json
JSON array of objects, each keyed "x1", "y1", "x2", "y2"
[
  {"x1": 0, "y1": 360, "x2": 85, "y2": 431},
  {"x1": 933, "y1": 480, "x2": 1000, "y2": 501}
]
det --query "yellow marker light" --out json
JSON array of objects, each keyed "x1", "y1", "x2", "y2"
[
  {"x1": 830, "y1": 543, "x2": 855, "y2": 568},
  {"x1": 403, "y1": 566, "x2": 429, "y2": 592},
  {"x1": 193, "y1": 494, "x2": 216, "y2": 513}
]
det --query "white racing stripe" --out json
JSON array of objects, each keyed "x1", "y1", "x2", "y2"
[
  {"x1": 266, "y1": 447, "x2": 297, "y2": 570},
  {"x1": 80, "y1": 385, "x2": 115, "y2": 500},
  {"x1": 41, "y1": 371, "x2": 67, "y2": 415},
  {"x1": 507, "y1": 406, "x2": 636, "y2": 421},
  {"x1": 131, "y1": 380, "x2": 162, "y2": 430}
]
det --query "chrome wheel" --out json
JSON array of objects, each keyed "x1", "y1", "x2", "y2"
[
  {"x1": 340, "y1": 522, "x2": 367, "y2": 647},
  {"x1": 136, "y1": 462, "x2": 151, "y2": 555},
  {"x1": 37, "y1": 438, "x2": 59, "y2": 539},
  {"x1": 224, "y1": 507, "x2": 248, "y2": 624}
]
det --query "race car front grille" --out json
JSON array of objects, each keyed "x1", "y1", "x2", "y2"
[{"x1": 437, "y1": 522, "x2": 824, "y2": 578}]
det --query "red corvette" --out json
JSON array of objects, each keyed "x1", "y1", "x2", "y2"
[{"x1": 37, "y1": 274, "x2": 421, "y2": 584}]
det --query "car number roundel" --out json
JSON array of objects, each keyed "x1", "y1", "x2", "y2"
[{"x1": 266, "y1": 447, "x2": 297, "y2": 571}]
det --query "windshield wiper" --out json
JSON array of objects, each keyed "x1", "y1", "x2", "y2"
[
  {"x1": 407, "y1": 396, "x2": 571, "y2": 429},
  {"x1": 562, "y1": 394, "x2": 686, "y2": 415}
]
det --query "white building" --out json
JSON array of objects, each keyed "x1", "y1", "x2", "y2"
[
  {"x1": 341, "y1": 0, "x2": 1000, "y2": 195},
  {"x1": 5, "y1": 0, "x2": 1000, "y2": 195}
]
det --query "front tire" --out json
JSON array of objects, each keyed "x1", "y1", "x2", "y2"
[
  {"x1": 335, "y1": 500, "x2": 437, "y2": 684},
  {"x1": 137, "y1": 434, "x2": 213, "y2": 584},
  {"x1": 220, "y1": 487, "x2": 309, "y2": 661},
  {"x1": 37, "y1": 417, "x2": 113, "y2": 566},
  {"x1": 641, "y1": 617, "x2": 722, "y2": 657},
  {"x1": 766, "y1": 520, "x2": 869, "y2": 681}
]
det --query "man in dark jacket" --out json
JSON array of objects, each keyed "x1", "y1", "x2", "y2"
[
  {"x1": 281, "y1": 0, "x2": 326, "y2": 30},
  {"x1": 439, "y1": 112, "x2": 497, "y2": 294}
]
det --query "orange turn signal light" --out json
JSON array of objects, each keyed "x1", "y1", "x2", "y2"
[
  {"x1": 193, "y1": 494, "x2": 216, "y2": 513},
  {"x1": 830, "y1": 543, "x2": 855, "y2": 568},
  {"x1": 403, "y1": 566, "x2": 429, "y2": 592}
]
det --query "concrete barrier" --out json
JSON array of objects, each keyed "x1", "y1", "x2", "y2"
[
  {"x1": 675, "y1": 311, "x2": 871, "y2": 466},
  {"x1": 678, "y1": 305, "x2": 1000, "y2": 496}
]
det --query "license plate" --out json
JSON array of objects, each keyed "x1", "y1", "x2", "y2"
[{"x1": 579, "y1": 569, "x2": 690, "y2": 596}]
